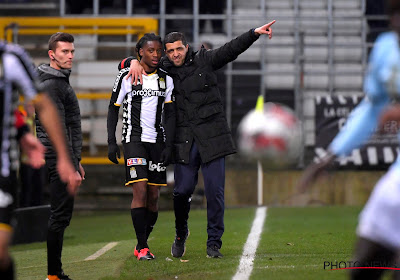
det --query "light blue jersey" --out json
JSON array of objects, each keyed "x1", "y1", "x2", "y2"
[{"x1": 330, "y1": 31, "x2": 400, "y2": 169}]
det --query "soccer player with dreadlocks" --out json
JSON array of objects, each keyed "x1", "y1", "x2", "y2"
[{"x1": 107, "y1": 33, "x2": 175, "y2": 260}]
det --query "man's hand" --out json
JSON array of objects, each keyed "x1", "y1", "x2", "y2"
[
  {"x1": 19, "y1": 133, "x2": 45, "y2": 169},
  {"x1": 254, "y1": 20, "x2": 276, "y2": 39},
  {"x1": 56, "y1": 157, "x2": 82, "y2": 196},
  {"x1": 126, "y1": 60, "x2": 146, "y2": 85},
  {"x1": 160, "y1": 147, "x2": 172, "y2": 167},
  {"x1": 108, "y1": 143, "x2": 121, "y2": 164},
  {"x1": 296, "y1": 152, "x2": 335, "y2": 194},
  {"x1": 68, "y1": 171, "x2": 83, "y2": 196},
  {"x1": 78, "y1": 162, "x2": 85, "y2": 180}
]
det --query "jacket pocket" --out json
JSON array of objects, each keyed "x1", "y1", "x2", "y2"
[{"x1": 198, "y1": 104, "x2": 222, "y2": 119}]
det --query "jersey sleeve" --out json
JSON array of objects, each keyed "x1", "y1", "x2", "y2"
[
  {"x1": 380, "y1": 52, "x2": 400, "y2": 100},
  {"x1": 165, "y1": 75, "x2": 174, "y2": 103},
  {"x1": 330, "y1": 33, "x2": 398, "y2": 157},
  {"x1": 108, "y1": 68, "x2": 131, "y2": 145},
  {"x1": 365, "y1": 33, "x2": 400, "y2": 102},
  {"x1": 3, "y1": 52, "x2": 38, "y2": 101},
  {"x1": 111, "y1": 68, "x2": 131, "y2": 106},
  {"x1": 329, "y1": 97, "x2": 388, "y2": 156}
]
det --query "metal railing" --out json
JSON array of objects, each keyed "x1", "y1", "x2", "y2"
[
  {"x1": 58, "y1": 0, "x2": 370, "y2": 165},
  {"x1": 0, "y1": 17, "x2": 158, "y2": 43},
  {"x1": 5, "y1": 0, "x2": 377, "y2": 164}
]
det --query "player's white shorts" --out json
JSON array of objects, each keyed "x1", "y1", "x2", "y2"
[{"x1": 357, "y1": 165, "x2": 400, "y2": 251}]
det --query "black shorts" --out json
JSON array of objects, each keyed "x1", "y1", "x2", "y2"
[
  {"x1": 122, "y1": 141, "x2": 167, "y2": 187},
  {"x1": 0, "y1": 171, "x2": 17, "y2": 232}
]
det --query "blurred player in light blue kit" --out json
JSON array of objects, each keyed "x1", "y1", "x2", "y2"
[{"x1": 297, "y1": 1, "x2": 400, "y2": 279}]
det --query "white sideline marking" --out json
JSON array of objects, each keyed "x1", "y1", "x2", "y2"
[
  {"x1": 85, "y1": 242, "x2": 119, "y2": 261},
  {"x1": 232, "y1": 207, "x2": 267, "y2": 280}
]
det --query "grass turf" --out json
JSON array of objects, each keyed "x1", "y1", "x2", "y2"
[{"x1": 12, "y1": 206, "x2": 386, "y2": 280}]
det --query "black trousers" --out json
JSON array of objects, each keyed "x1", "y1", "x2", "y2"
[
  {"x1": 19, "y1": 163, "x2": 45, "y2": 207},
  {"x1": 174, "y1": 141, "x2": 225, "y2": 248},
  {"x1": 45, "y1": 160, "x2": 74, "y2": 275}
]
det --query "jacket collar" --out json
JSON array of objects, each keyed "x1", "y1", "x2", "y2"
[{"x1": 37, "y1": 63, "x2": 71, "y2": 80}]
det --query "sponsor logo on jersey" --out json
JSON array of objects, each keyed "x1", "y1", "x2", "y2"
[
  {"x1": 127, "y1": 158, "x2": 147, "y2": 166},
  {"x1": 148, "y1": 161, "x2": 166, "y2": 172},
  {"x1": 130, "y1": 88, "x2": 166, "y2": 98},
  {"x1": 130, "y1": 167, "x2": 137, "y2": 178},
  {"x1": 159, "y1": 77, "x2": 166, "y2": 89}
]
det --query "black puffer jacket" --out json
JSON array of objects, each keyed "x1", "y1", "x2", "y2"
[
  {"x1": 119, "y1": 29, "x2": 260, "y2": 163},
  {"x1": 36, "y1": 64, "x2": 82, "y2": 169},
  {"x1": 159, "y1": 29, "x2": 260, "y2": 163}
]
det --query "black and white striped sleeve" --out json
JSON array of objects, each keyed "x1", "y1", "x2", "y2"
[
  {"x1": 107, "y1": 68, "x2": 130, "y2": 145},
  {"x1": 4, "y1": 43, "x2": 42, "y2": 100}
]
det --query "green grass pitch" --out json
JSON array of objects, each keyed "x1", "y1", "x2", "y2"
[{"x1": 12, "y1": 206, "x2": 394, "y2": 280}]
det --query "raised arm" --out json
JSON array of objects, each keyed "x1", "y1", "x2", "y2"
[{"x1": 205, "y1": 20, "x2": 275, "y2": 70}]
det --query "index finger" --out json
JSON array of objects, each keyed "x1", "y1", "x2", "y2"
[{"x1": 265, "y1": 20, "x2": 276, "y2": 28}]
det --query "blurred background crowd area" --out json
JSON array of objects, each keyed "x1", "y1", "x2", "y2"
[{"x1": 1, "y1": 0, "x2": 393, "y2": 209}]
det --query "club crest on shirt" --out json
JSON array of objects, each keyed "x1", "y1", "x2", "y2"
[
  {"x1": 130, "y1": 167, "x2": 137, "y2": 178},
  {"x1": 127, "y1": 158, "x2": 147, "y2": 166},
  {"x1": 159, "y1": 77, "x2": 166, "y2": 89}
]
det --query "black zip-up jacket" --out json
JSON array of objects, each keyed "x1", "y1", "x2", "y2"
[
  {"x1": 120, "y1": 29, "x2": 260, "y2": 163},
  {"x1": 36, "y1": 64, "x2": 82, "y2": 169}
]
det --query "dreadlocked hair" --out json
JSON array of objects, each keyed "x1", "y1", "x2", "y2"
[{"x1": 135, "y1": 33, "x2": 162, "y2": 60}]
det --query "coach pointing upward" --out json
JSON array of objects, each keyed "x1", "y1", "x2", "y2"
[{"x1": 119, "y1": 20, "x2": 276, "y2": 259}]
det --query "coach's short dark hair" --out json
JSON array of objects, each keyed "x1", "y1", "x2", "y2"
[
  {"x1": 48, "y1": 32, "x2": 74, "y2": 51},
  {"x1": 135, "y1": 33, "x2": 162, "y2": 59},
  {"x1": 164, "y1": 32, "x2": 187, "y2": 49}
]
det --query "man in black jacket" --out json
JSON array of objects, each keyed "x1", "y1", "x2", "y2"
[
  {"x1": 0, "y1": 41, "x2": 81, "y2": 280},
  {"x1": 119, "y1": 20, "x2": 275, "y2": 258},
  {"x1": 36, "y1": 32, "x2": 84, "y2": 280}
]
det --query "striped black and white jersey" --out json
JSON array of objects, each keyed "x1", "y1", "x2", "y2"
[
  {"x1": 0, "y1": 42, "x2": 40, "y2": 177},
  {"x1": 109, "y1": 68, "x2": 174, "y2": 144}
]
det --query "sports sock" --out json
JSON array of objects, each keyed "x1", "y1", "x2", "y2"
[
  {"x1": 173, "y1": 194, "x2": 190, "y2": 237},
  {"x1": 47, "y1": 229, "x2": 64, "y2": 275},
  {"x1": 146, "y1": 210, "x2": 158, "y2": 240},
  {"x1": 0, "y1": 257, "x2": 14, "y2": 280},
  {"x1": 131, "y1": 207, "x2": 148, "y2": 250}
]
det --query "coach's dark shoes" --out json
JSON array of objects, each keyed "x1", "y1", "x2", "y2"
[
  {"x1": 171, "y1": 231, "x2": 189, "y2": 258},
  {"x1": 207, "y1": 245, "x2": 223, "y2": 258}
]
